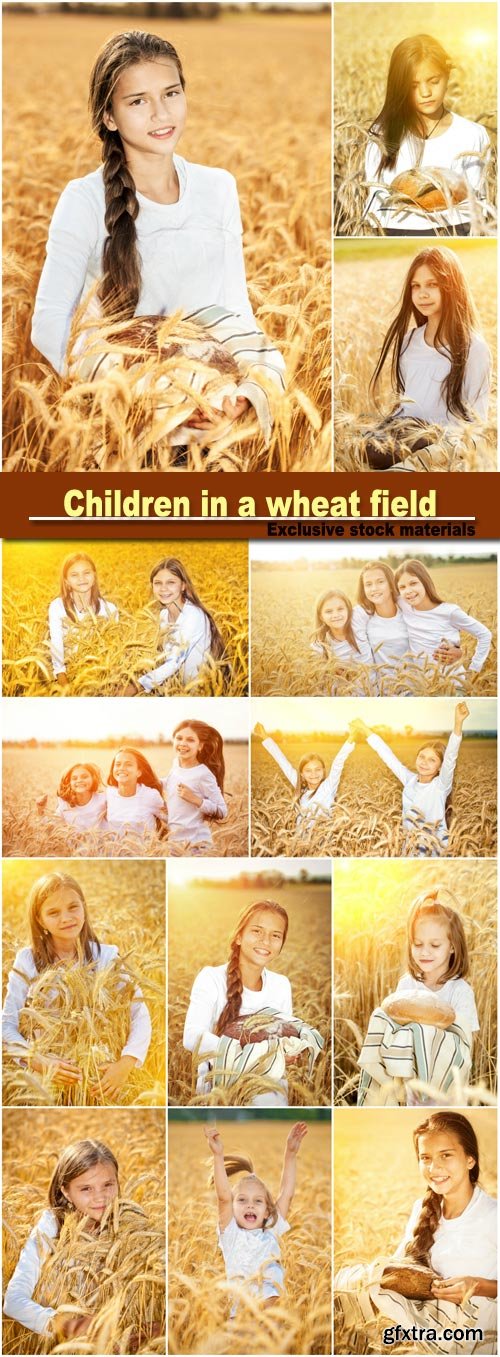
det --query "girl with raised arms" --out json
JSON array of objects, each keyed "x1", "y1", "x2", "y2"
[
  {"x1": 48, "y1": 553, "x2": 118, "y2": 685},
  {"x1": 253, "y1": 721, "x2": 355, "y2": 835}
]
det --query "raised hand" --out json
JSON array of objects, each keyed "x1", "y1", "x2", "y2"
[
  {"x1": 286, "y1": 1122, "x2": 308, "y2": 1155},
  {"x1": 204, "y1": 1124, "x2": 224, "y2": 1157},
  {"x1": 253, "y1": 722, "x2": 267, "y2": 741}
]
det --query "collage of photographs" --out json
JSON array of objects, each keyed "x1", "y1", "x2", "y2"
[{"x1": 1, "y1": 2, "x2": 498, "y2": 1357}]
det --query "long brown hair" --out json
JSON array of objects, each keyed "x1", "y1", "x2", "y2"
[
  {"x1": 173, "y1": 721, "x2": 225, "y2": 793},
  {"x1": 394, "y1": 559, "x2": 443, "y2": 606},
  {"x1": 28, "y1": 871, "x2": 101, "y2": 972},
  {"x1": 89, "y1": 31, "x2": 185, "y2": 318},
  {"x1": 208, "y1": 1153, "x2": 278, "y2": 1229},
  {"x1": 405, "y1": 1113, "x2": 479, "y2": 1266},
  {"x1": 150, "y1": 558, "x2": 225, "y2": 661},
  {"x1": 107, "y1": 746, "x2": 164, "y2": 796},
  {"x1": 370, "y1": 35, "x2": 452, "y2": 172},
  {"x1": 370, "y1": 248, "x2": 484, "y2": 421},
  {"x1": 294, "y1": 753, "x2": 327, "y2": 805},
  {"x1": 60, "y1": 553, "x2": 101, "y2": 622},
  {"x1": 58, "y1": 762, "x2": 103, "y2": 807},
  {"x1": 407, "y1": 888, "x2": 469, "y2": 982},
  {"x1": 49, "y1": 1140, "x2": 120, "y2": 1227},
  {"x1": 215, "y1": 900, "x2": 289, "y2": 1036},
  {"x1": 311, "y1": 589, "x2": 360, "y2": 658},
  {"x1": 356, "y1": 561, "x2": 398, "y2": 615}
]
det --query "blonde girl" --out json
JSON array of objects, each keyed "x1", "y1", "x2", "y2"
[
  {"x1": 335, "y1": 1113, "x2": 497, "y2": 1355},
  {"x1": 310, "y1": 589, "x2": 375, "y2": 694},
  {"x1": 36, "y1": 762, "x2": 107, "y2": 831},
  {"x1": 357, "y1": 889, "x2": 479, "y2": 1106},
  {"x1": 394, "y1": 559, "x2": 492, "y2": 688},
  {"x1": 106, "y1": 746, "x2": 166, "y2": 834},
  {"x1": 162, "y1": 720, "x2": 227, "y2": 849},
  {"x1": 364, "y1": 35, "x2": 491, "y2": 237},
  {"x1": 204, "y1": 1121, "x2": 307, "y2": 1312},
  {"x1": 254, "y1": 721, "x2": 355, "y2": 834},
  {"x1": 349, "y1": 702, "x2": 469, "y2": 856},
  {"x1": 48, "y1": 552, "x2": 118, "y2": 685},
  {"x1": 124, "y1": 556, "x2": 226, "y2": 695},
  {"x1": 2, "y1": 871, "x2": 151, "y2": 1102}
]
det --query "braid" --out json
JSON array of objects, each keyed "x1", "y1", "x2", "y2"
[
  {"x1": 404, "y1": 1187, "x2": 442, "y2": 1266},
  {"x1": 215, "y1": 942, "x2": 243, "y2": 1036},
  {"x1": 100, "y1": 129, "x2": 140, "y2": 318}
]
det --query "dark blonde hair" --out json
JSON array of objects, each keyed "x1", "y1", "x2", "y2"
[
  {"x1": 89, "y1": 31, "x2": 185, "y2": 318},
  {"x1": 173, "y1": 721, "x2": 225, "y2": 794},
  {"x1": 58, "y1": 762, "x2": 103, "y2": 806},
  {"x1": 311, "y1": 589, "x2": 360, "y2": 658},
  {"x1": 215, "y1": 901, "x2": 289, "y2": 1036},
  {"x1": 370, "y1": 34, "x2": 452, "y2": 173},
  {"x1": 107, "y1": 746, "x2": 164, "y2": 797},
  {"x1": 394, "y1": 559, "x2": 443, "y2": 606},
  {"x1": 60, "y1": 553, "x2": 100, "y2": 622},
  {"x1": 407, "y1": 888, "x2": 469, "y2": 982},
  {"x1": 49, "y1": 1140, "x2": 119, "y2": 1227},
  {"x1": 150, "y1": 558, "x2": 225, "y2": 661},
  {"x1": 357, "y1": 561, "x2": 398, "y2": 615},
  {"x1": 405, "y1": 1113, "x2": 479, "y2": 1266},
  {"x1": 294, "y1": 753, "x2": 327, "y2": 806},
  {"x1": 28, "y1": 871, "x2": 101, "y2": 972},
  {"x1": 209, "y1": 1154, "x2": 278, "y2": 1229}
]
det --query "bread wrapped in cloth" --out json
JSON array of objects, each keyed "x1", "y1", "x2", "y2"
[
  {"x1": 382, "y1": 989, "x2": 456, "y2": 1029},
  {"x1": 381, "y1": 1261, "x2": 438, "y2": 1299},
  {"x1": 222, "y1": 1013, "x2": 305, "y2": 1047},
  {"x1": 390, "y1": 168, "x2": 468, "y2": 212}
]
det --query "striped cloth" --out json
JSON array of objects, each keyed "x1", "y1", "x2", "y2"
[
  {"x1": 335, "y1": 1261, "x2": 496, "y2": 1354},
  {"x1": 210, "y1": 1008, "x2": 324, "y2": 1090},
  {"x1": 357, "y1": 1009, "x2": 472, "y2": 1107}
]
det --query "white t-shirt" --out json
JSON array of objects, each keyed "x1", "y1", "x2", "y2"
[
  {"x1": 162, "y1": 761, "x2": 227, "y2": 843},
  {"x1": 394, "y1": 972, "x2": 479, "y2": 1035},
  {"x1": 396, "y1": 1186, "x2": 497, "y2": 1280},
  {"x1": 106, "y1": 783, "x2": 165, "y2": 833},
  {"x1": 353, "y1": 604, "x2": 410, "y2": 672},
  {"x1": 398, "y1": 597, "x2": 492, "y2": 674},
  {"x1": 183, "y1": 963, "x2": 292, "y2": 1091},
  {"x1": 397, "y1": 326, "x2": 490, "y2": 425},
  {"x1": 139, "y1": 601, "x2": 212, "y2": 692},
  {"x1": 3, "y1": 1208, "x2": 59, "y2": 1333},
  {"x1": 365, "y1": 112, "x2": 490, "y2": 231},
  {"x1": 31, "y1": 157, "x2": 256, "y2": 375},
  {"x1": 262, "y1": 736, "x2": 355, "y2": 828},
  {"x1": 367, "y1": 730, "x2": 461, "y2": 844},
  {"x1": 56, "y1": 790, "x2": 106, "y2": 829},
  {"x1": 48, "y1": 595, "x2": 118, "y2": 677},
  {"x1": 217, "y1": 1212, "x2": 290, "y2": 1302}
]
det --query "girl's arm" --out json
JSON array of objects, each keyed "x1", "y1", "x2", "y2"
[
  {"x1": 47, "y1": 599, "x2": 67, "y2": 679},
  {"x1": 31, "y1": 182, "x2": 98, "y2": 374},
  {"x1": 122, "y1": 989, "x2": 152, "y2": 1066},
  {"x1": 138, "y1": 608, "x2": 208, "y2": 692},
  {"x1": 2, "y1": 959, "x2": 31, "y2": 1053},
  {"x1": 260, "y1": 736, "x2": 298, "y2": 791},
  {"x1": 366, "y1": 732, "x2": 411, "y2": 786},
  {"x1": 324, "y1": 739, "x2": 356, "y2": 802},
  {"x1": 183, "y1": 970, "x2": 220, "y2": 1055},
  {"x1": 463, "y1": 336, "x2": 491, "y2": 422},
  {"x1": 438, "y1": 704, "x2": 468, "y2": 794},
  {"x1": 276, "y1": 1122, "x2": 308, "y2": 1221},
  {"x1": 446, "y1": 606, "x2": 492, "y2": 674},
  {"x1": 3, "y1": 1213, "x2": 58, "y2": 1334},
  {"x1": 204, "y1": 1126, "x2": 233, "y2": 1230},
  {"x1": 364, "y1": 135, "x2": 391, "y2": 217}
]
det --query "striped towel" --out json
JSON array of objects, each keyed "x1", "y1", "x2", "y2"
[
  {"x1": 210, "y1": 1009, "x2": 324, "y2": 1090},
  {"x1": 335, "y1": 1262, "x2": 493, "y2": 1354},
  {"x1": 357, "y1": 1008, "x2": 472, "y2": 1106}
]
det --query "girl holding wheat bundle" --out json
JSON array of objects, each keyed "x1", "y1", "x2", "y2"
[
  {"x1": 48, "y1": 552, "x2": 118, "y2": 686},
  {"x1": 183, "y1": 900, "x2": 323, "y2": 1106},
  {"x1": 335, "y1": 1112, "x2": 497, "y2": 1355},
  {"x1": 123, "y1": 556, "x2": 226, "y2": 695},
  {"x1": 2, "y1": 872, "x2": 151, "y2": 1103},
  {"x1": 31, "y1": 30, "x2": 286, "y2": 461}
]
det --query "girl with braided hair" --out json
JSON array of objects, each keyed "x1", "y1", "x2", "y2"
[
  {"x1": 162, "y1": 720, "x2": 227, "y2": 851},
  {"x1": 31, "y1": 30, "x2": 285, "y2": 456}
]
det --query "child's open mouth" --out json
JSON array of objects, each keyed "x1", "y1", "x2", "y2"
[{"x1": 244, "y1": 1211, "x2": 257, "y2": 1222}]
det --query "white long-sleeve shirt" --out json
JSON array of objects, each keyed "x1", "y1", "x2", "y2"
[
  {"x1": 353, "y1": 603, "x2": 410, "y2": 673},
  {"x1": 139, "y1": 600, "x2": 212, "y2": 692},
  {"x1": 56, "y1": 790, "x2": 107, "y2": 829},
  {"x1": 397, "y1": 326, "x2": 491, "y2": 425},
  {"x1": 398, "y1": 597, "x2": 492, "y2": 675},
  {"x1": 262, "y1": 735, "x2": 355, "y2": 828},
  {"x1": 3, "y1": 1207, "x2": 59, "y2": 1333},
  {"x1": 365, "y1": 112, "x2": 490, "y2": 232},
  {"x1": 2, "y1": 942, "x2": 152, "y2": 1065},
  {"x1": 106, "y1": 783, "x2": 165, "y2": 834},
  {"x1": 162, "y1": 760, "x2": 227, "y2": 844},
  {"x1": 31, "y1": 157, "x2": 257, "y2": 375},
  {"x1": 367, "y1": 730, "x2": 461, "y2": 844},
  {"x1": 183, "y1": 963, "x2": 293, "y2": 1092},
  {"x1": 48, "y1": 595, "x2": 118, "y2": 677}
]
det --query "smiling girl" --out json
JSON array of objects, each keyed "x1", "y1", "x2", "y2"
[
  {"x1": 162, "y1": 720, "x2": 227, "y2": 850},
  {"x1": 48, "y1": 553, "x2": 118, "y2": 686},
  {"x1": 124, "y1": 556, "x2": 226, "y2": 695},
  {"x1": 254, "y1": 721, "x2": 355, "y2": 836},
  {"x1": 394, "y1": 559, "x2": 492, "y2": 689},
  {"x1": 310, "y1": 589, "x2": 375, "y2": 694},
  {"x1": 36, "y1": 762, "x2": 107, "y2": 832},
  {"x1": 106, "y1": 746, "x2": 166, "y2": 835}
]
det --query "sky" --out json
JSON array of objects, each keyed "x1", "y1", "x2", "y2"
[
  {"x1": 250, "y1": 541, "x2": 496, "y2": 566},
  {"x1": 251, "y1": 696, "x2": 497, "y2": 735},
  {"x1": 167, "y1": 857, "x2": 330, "y2": 885},
  {"x1": 3, "y1": 697, "x2": 248, "y2": 743}
]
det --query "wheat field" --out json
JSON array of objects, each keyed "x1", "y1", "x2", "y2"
[
  {"x1": 334, "y1": 240, "x2": 497, "y2": 472},
  {"x1": 2, "y1": 741, "x2": 248, "y2": 859},
  {"x1": 168, "y1": 875, "x2": 331, "y2": 1106},
  {"x1": 169, "y1": 1115, "x2": 331, "y2": 1355},
  {"x1": 250, "y1": 558, "x2": 497, "y2": 696},
  {"x1": 3, "y1": 8, "x2": 331, "y2": 472},
  {"x1": 333, "y1": 858, "x2": 497, "y2": 1106},
  {"x1": 2, "y1": 1106, "x2": 165, "y2": 1355},
  {"x1": 2, "y1": 858, "x2": 165, "y2": 1107},
  {"x1": 2, "y1": 540, "x2": 248, "y2": 697}
]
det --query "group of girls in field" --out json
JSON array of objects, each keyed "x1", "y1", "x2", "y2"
[
  {"x1": 183, "y1": 899, "x2": 323, "y2": 1107},
  {"x1": 36, "y1": 720, "x2": 227, "y2": 852},
  {"x1": 47, "y1": 551, "x2": 227, "y2": 692},
  {"x1": 2, "y1": 871, "x2": 151, "y2": 1102},
  {"x1": 255, "y1": 701, "x2": 470, "y2": 857},
  {"x1": 309, "y1": 558, "x2": 492, "y2": 695}
]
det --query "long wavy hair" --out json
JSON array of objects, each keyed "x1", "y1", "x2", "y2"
[
  {"x1": 28, "y1": 871, "x2": 101, "y2": 972},
  {"x1": 89, "y1": 30, "x2": 185, "y2": 317},
  {"x1": 370, "y1": 248, "x2": 484, "y2": 421},
  {"x1": 208, "y1": 1153, "x2": 278, "y2": 1229},
  {"x1": 150, "y1": 558, "x2": 225, "y2": 660},
  {"x1": 406, "y1": 888, "x2": 469, "y2": 982},
  {"x1": 405, "y1": 1113, "x2": 479, "y2": 1266},
  {"x1": 107, "y1": 745, "x2": 164, "y2": 796},
  {"x1": 57, "y1": 762, "x2": 103, "y2": 807},
  {"x1": 60, "y1": 553, "x2": 101, "y2": 621},
  {"x1": 311, "y1": 589, "x2": 360, "y2": 658},
  {"x1": 394, "y1": 559, "x2": 444, "y2": 606},
  {"x1": 214, "y1": 900, "x2": 289, "y2": 1036},
  {"x1": 357, "y1": 561, "x2": 398, "y2": 615},
  {"x1": 173, "y1": 720, "x2": 225, "y2": 793},
  {"x1": 49, "y1": 1140, "x2": 120, "y2": 1227},
  {"x1": 370, "y1": 35, "x2": 452, "y2": 173}
]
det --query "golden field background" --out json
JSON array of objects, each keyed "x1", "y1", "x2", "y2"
[
  {"x1": 2, "y1": 858, "x2": 165, "y2": 1106},
  {"x1": 168, "y1": 876, "x2": 331, "y2": 1105},
  {"x1": 334, "y1": 858, "x2": 497, "y2": 1104},
  {"x1": 2, "y1": 540, "x2": 248, "y2": 697},
  {"x1": 3, "y1": 9, "x2": 331, "y2": 472},
  {"x1": 250, "y1": 558, "x2": 497, "y2": 696},
  {"x1": 169, "y1": 1117, "x2": 331, "y2": 1354},
  {"x1": 3, "y1": 1107, "x2": 165, "y2": 1355},
  {"x1": 2, "y1": 742, "x2": 248, "y2": 859}
]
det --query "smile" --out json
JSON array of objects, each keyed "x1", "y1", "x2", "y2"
[
  {"x1": 149, "y1": 127, "x2": 175, "y2": 138},
  {"x1": 244, "y1": 1212, "x2": 257, "y2": 1221}
]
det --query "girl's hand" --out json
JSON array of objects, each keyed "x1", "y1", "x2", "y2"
[
  {"x1": 204, "y1": 1125, "x2": 224, "y2": 1156},
  {"x1": 32, "y1": 1054, "x2": 82, "y2": 1086},
  {"x1": 222, "y1": 395, "x2": 250, "y2": 423},
  {"x1": 455, "y1": 701, "x2": 470, "y2": 730},
  {"x1": 89, "y1": 1055, "x2": 137, "y2": 1100},
  {"x1": 54, "y1": 1312, "x2": 93, "y2": 1340},
  {"x1": 56, "y1": 673, "x2": 69, "y2": 688},
  {"x1": 123, "y1": 680, "x2": 140, "y2": 696},
  {"x1": 286, "y1": 1122, "x2": 308, "y2": 1155},
  {"x1": 348, "y1": 717, "x2": 370, "y2": 741},
  {"x1": 431, "y1": 1276, "x2": 478, "y2": 1304},
  {"x1": 177, "y1": 783, "x2": 203, "y2": 806},
  {"x1": 433, "y1": 641, "x2": 463, "y2": 664},
  {"x1": 253, "y1": 722, "x2": 267, "y2": 741},
  {"x1": 36, "y1": 794, "x2": 48, "y2": 814}
]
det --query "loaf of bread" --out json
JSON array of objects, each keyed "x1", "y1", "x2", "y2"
[
  {"x1": 382, "y1": 991, "x2": 455, "y2": 1028},
  {"x1": 390, "y1": 169, "x2": 467, "y2": 212},
  {"x1": 381, "y1": 1263, "x2": 437, "y2": 1299},
  {"x1": 222, "y1": 1015, "x2": 300, "y2": 1046}
]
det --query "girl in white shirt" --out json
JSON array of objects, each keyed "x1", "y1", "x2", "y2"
[
  {"x1": 31, "y1": 30, "x2": 285, "y2": 450},
  {"x1": 358, "y1": 888, "x2": 479, "y2": 1106},
  {"x1": 2, "y1": 871, "x2": 151, "y2": 1103},
  {"x1": 205, "y1": 1121, "x2": 307, "y2": 1313},
  {"x1": 360, "y1": 247, "x2": 491, "y2": 470},
  {"x1": 36, "y1": 761, "x2": 107, "y2": 832},
  {"x1": 125, "y1": 555, "x2": 226, "y2": 694},
  {"x1": 364, "y1": 34, "x2": 491, "y2": 237},
  {"x1": 350, "y1": 702, "x2": 469, "y2": 856},
  {"x1": 254, "y1": 720, "x2": 355, "y2": 837},
  {"x1": 395, "y1": 559, "x2": 492, "y2": 689},
  {"x1": 162, "y1": 720, "x2": 228, "y2": 849},
  {"x1": 354, "y1": 561, "x2": 465, "y2": 694},
  {"x1": 310, "y1": 589, "x2": 375, "y2": 694},
  {"x1": 106, "y1": 746, "x2": 166, "y2": 835},
  {"x1": 48, "y1": 552, "x2": 118, "y2": 685},
  {"x1": 335, "y1": 1112, "x2": 497, "y2": 1354}
]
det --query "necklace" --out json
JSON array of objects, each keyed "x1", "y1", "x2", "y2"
[{"x1": 422, "y1": 106, "x2": 448, "y2": 141}]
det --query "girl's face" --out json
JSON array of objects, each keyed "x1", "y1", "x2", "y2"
[
  {"x1": 397, "y1": 571, "x2": 430, "y2": 609},
  {"x1": 70, "y1": 766, "x2": 95, "y2": 803},
  {"x1": 410, "y1": 58, "x2": 448, "y2": 118},
  {"x1": 63, "y1": 1162, "x2": 119, "y2": 1223},
  {"x1": 321, "y1": 596, "x2": 349, "y2": 633},
  {"x1": 152, "y1": 568, "x2": 184, "y2": 607},
  {"x1": 417, "y1": 1130, "x2": 475, "y2": 1200},
  {"x1": 39, "y1": 885, "x2": 85, "y2": 951},
  {"x1": 173, "y1": 726, "x2": 201, "y2": 764},
  {"x1": 233, "y1": 1179, "x2": 269, "y2": 1231},
  {"x1": 237, "y1": 909, "x2": 286, "y2": 971},
  {"x1": 411, "y1": 266, "x2": 443, "y2": 323},
  {"x1": 411, "y1": 917, "x2": 452, "y2": 987},
  {"x1": 103, "y1": 59, "x2": 187, "y2": 161},
  {"x1": 362, "y1": 569, "x2": 392, "y2": 610},
  {"x1": 302, "y1": 758, "x2": 325, "y2": 792},
  {"x1": 415, "y1": 745, "x2": 442, "y2": 782},
  {"x1": 65, "y1": 562, "x2": 95, "y2": 595},
  {"x1": 113, "y1": 750, "x2": 140, "y2": 791}
]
